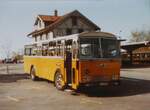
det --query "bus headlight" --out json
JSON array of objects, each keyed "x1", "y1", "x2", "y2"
[{"x1": 112, "y1": 74, "x2": 119, "y2": 80}]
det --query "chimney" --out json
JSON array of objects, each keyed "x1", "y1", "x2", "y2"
[{"x1": 54, "y1": 10, "x2": 58, "y2": 16}]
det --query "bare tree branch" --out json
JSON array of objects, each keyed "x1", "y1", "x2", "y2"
[
  {"x1": 130, "y1": 29, "x2": 150, "y2": 42},
  {"x1": 0, "y1": 40, "x2": 12, "y2": 59}
]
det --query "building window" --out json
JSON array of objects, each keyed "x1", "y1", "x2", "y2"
[
  {"x1": 37, "y1": 36, "x2": 40, "y2": 41},
  {"x1": 66, "y1": 28, "x2": 72, "y2": 35},
  {"x1": 78, "y1": 29, "x2": 84, "y2": 33},
  {"x1": 72, "y1": 16, "x2": 77, "y2": 26},
  {"x1": 35, "y1": 36, "x2": 37, "y2": 42},
  {"x1": 46, "y1": 33, "x2": 48, "y2": 40},
  {"x1": 39, "y1": 20, "x2": 41, "y2": 27},
  {"x1": 40, "y1": 35, "x2": 42, "y2": 40}
]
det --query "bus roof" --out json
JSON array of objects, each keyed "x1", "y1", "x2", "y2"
[
  {"x1": 53, "y1": 31, "x2": 116, "y2": 42},
  {"x1": 79, "y1": 31, "x2": 116, "y2": 38},
  {"x1": 25, "y1": 31, "x2": 117, "y2": 46}
]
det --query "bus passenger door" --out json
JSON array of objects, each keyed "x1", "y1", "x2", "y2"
[{"x1": 65, "y1": 51, "x2": 72, "y2": 85}]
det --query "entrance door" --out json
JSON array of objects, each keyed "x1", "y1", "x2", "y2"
[{"x1": 65, "y1": 51, "x2": 72, "y2": 84}]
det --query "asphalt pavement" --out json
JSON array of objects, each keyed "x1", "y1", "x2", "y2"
[{"x1": 0, "y1": 64, "x2": 150, "y2": 110}]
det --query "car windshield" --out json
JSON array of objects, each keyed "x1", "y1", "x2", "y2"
[{"x1": 79, "y1": 37, "x2": 119, "y2": 59}]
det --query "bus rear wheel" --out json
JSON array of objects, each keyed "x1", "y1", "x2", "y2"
[
  {"x1": 30, "y1": 67, "x2": 38, "y2": 81},
  {"x1": 54, "y1": 72, "x2": 65, "y2": 90}
]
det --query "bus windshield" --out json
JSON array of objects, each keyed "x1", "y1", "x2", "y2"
[
  {"x1": 79, "y1": 37, "x2": 120, "y2": 59},
  {"x1": 80, "y1": 38, "x2": 101, "y2": 58}
]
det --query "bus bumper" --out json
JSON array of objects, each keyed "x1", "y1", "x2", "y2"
[{"x1": 79, "y1": 80, "x2": 120, "y2": 87}]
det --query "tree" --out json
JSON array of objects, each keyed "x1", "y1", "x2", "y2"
[
  {"x1": 12, "y1": 49, "x2": 24, "y2": 62},
  {"x1": 130, "y1": 30, "x2": 150, "y2": 42},
  {"x1": 0, "y1": 40, "x2": 12, "y2": 59},
  {"x1": 0, "y1": 41, "x2": 13, "y2": 74}
]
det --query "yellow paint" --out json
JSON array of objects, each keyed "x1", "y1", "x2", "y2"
[
  {"x1": 24, "y1": 56, "x2": 65, "y2": 82},
  {"x1": 24, "y1": 56, "x2": 121, "y2": 90}
]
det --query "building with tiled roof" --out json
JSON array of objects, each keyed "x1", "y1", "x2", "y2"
[
  {"x1": 28, "y1": 10, "x2": 100, "y2": 42},
  {"x1": 121, "y1": 41, "x2": 150, "y2": 64}
]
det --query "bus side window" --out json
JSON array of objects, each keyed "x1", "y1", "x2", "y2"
[
  {"x1": 42, "y1": 44, "x2": 49, "y2": 56},
  {"x1": 53, "y1": 42, "x2": 57, "y2": 56},
  {"x1": 24, "y1": 48, "x2": 32, "y2": 56},
  {"x1": 48, "y1": 42, "x2": 53, "y2": 56},
  {"x1": 57, "y1": 43, "x2": 64, "y2": 57},
  {"x1": 65, "y1": 39, "x2": 73, "y2": 54},
  {"x1": 57, "y1": 41, "x2": 61, "y2": 56},
  {"x1": 24, "y1": 48, "x2": 27, "y2": 55},
  {"x1": 72, "y1": 41, "x2": 77, "y2": 59}
]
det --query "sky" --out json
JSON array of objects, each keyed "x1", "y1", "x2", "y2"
[{"x1": 0, "y1": 0, "x2": 150, "y2": 58}]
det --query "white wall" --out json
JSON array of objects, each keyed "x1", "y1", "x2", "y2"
[{"x1": 33, "y1": 14, "x2": 96, "y2": 41}]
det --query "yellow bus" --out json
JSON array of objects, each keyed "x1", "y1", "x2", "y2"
[{"x1": 24, "y1": 31, "x2": 121, "y2": 90}]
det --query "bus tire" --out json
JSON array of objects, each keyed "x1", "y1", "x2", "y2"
[
  {"x1": 54, "y1": 71, "x2": 65, "y2": 90},
  {"x1": 30, "y1": 67, "x2": 38, "y2": 81}
]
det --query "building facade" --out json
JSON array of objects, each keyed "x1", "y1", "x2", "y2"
[{"x1": 28, "y1": 10, "x2": 100, "y2": 42}]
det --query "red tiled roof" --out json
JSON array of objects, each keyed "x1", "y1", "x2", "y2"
[{"x1": 38, "y1": 15, "x2": 61, "y2": 22}]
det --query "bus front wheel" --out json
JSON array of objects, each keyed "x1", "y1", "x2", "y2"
[
  {"x1": 54, "y1": 71, "x2": 65, "y2": 90},
  {"x1": 30, "y1": 67, "x2": 38, "y2": 81}
]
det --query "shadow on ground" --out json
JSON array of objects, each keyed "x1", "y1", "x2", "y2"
[
  {"x1": 0, "y1": 73, "x2": 150, "y2": 97},
  {"x1": 0, "y1": 74, "x2": 29, "y2": 83},
  {"x1": 76, "y1": 77, "x2": 150, "y2": 97}
]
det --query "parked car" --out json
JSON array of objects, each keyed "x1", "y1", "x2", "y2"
[{"x1": 3, "y1": 58, "x2": 17, "y2": 64}]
